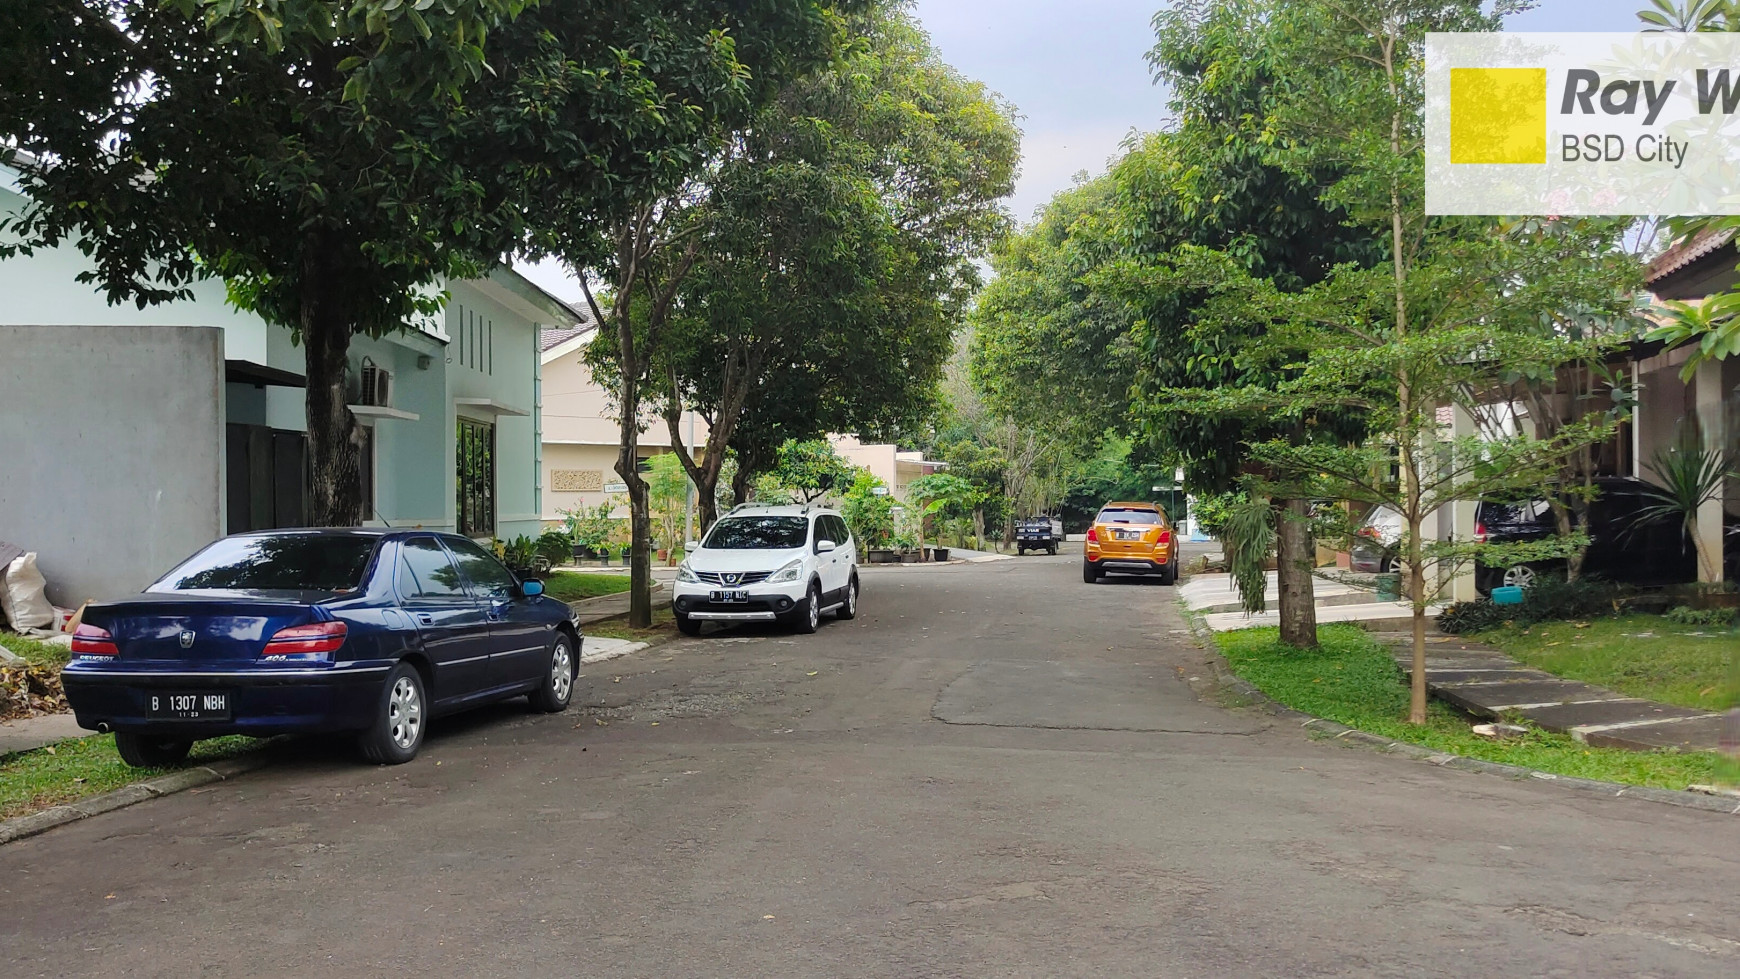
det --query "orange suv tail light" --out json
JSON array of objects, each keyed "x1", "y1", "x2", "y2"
[
  {"x1": 1085, "y1": 527, "x2": 1098, "y2": 542},
  {"x1": 1157, "y1": 529, "x2": 1172, "y2": 545}
]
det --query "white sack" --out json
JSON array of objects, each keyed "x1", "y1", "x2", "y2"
[{"x1": 0, "y1": 552, "x2": 55, "y2": 632}]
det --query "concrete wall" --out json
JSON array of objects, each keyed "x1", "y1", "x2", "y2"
[{"x1": 0, "y1": 325, "x2": 226, "y2": 605}]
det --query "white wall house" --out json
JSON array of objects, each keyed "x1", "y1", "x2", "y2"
[
  {"x1": 0, "y1": 168, "x2": 579, "y2": 606},
  {"x1": 539, "y1": 326, "x2": 709, "y2": 526}
]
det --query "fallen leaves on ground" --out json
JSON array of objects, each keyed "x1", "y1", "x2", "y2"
[{"x1": 0, "y1": 665, "x2": 67, "y2": 720}]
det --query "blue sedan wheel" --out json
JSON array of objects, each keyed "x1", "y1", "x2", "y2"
[
  {"x1": 359, "y1": 663, "x2": 426, "y2": 765},
  {"x1": 528, "y1": 633, "x2": 576, "y2": 713}
]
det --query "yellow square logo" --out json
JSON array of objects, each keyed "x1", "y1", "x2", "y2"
[{"x1": 1450, "y1": 68, "x2": 1547, "y2": 164}]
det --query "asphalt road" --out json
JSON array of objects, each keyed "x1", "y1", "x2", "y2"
[{"x1": 5, "y1": 552, "x2": 1740, "y2": 977}]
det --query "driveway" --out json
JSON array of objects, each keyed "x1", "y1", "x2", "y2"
[{"x1": 4, "y1": 553, "x2": 1739, "y2": 977}]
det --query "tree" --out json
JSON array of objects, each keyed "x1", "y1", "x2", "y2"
[
  {"x1": 765, "y1": 439, "x2": 856, "y2": 503},
  {"x1": 972, "y1": 0, "x2": 1386, "y2": 648},
  {"x1": 538, "y1": 0, "x2": 860, "y2": 627},
  {"x1": 1157, "y1": 0, "x2": 1639, "y2": 724},
  {"x1": 0, "y1": 0, "x2": 534, "y2": 526},
  {"x1": 907, "y1": 472, "x2": 981, "y2": 555},
  {"x1": 0, "y1": 1, "x2": 851, "y2": 539},
  {"x1": 658, "y1": 4, "x2": 1019, "y2": 532}
]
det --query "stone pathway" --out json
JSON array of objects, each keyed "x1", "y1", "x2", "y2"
[{"x1": 1392, "y1": 639, "x2": 1725, "y2": 752}]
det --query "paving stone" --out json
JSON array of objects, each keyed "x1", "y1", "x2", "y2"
[
  {"x1": 1525, "y1": 699, "x2": 1708, "y2": 733},
  {"x1": 1431, "y1": 679, "x2": 1620, "y2": 716},
  {"x1": 1417, "y1": 668, "x2": 1562, "y2": 685},
  {"x1": 1581, "y1": 713, "x2": 1729, "y2": 752}
]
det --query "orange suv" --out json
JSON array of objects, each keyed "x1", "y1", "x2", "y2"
[{"x1": 1083, "y1": 502, "x2": 1178, "y2": 585}]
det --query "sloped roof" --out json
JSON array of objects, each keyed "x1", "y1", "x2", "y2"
[
  {"x1": 1647, "y1": 227, "x2": 1737, "y2": 284},
  {"x1": 540, "y1": 324, "x2": 591, "y2": 352}
]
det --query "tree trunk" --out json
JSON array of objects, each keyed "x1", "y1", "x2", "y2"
[
  {"x1": 301, "y1": 278, "x2": 362, "y2": 528},
  {"x1": 1275, "y1": 497, "x2": 1318, "y2": 649},
  {"x1": 615, "y1": 419, "x2": 652, "y2": 628}
]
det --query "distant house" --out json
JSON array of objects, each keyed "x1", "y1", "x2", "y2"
[
  {"x1": 0, "y1": 164, "x2": 579, "y2": 607},
  {"x1": 539, "y1": 325, "x2": 708, "y2": 526},
  {"x1": 829, "y1": 434, "x2": 947, "y2": 502},
  {"x1": 1641, "y1": 231, "x2": 1739, "y2": 582}
]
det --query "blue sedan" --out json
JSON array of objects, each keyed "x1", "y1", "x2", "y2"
[{"x1": 62, "y1": 529, "x2": 582, "y2": 766}]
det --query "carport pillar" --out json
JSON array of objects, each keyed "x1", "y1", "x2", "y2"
[
  {"x1": 1694, "y1": 359, "x2": 1727, "y2": 584},
  {"x1": 1449, "y1": 404, "x2": 1481, "y2": 601}
]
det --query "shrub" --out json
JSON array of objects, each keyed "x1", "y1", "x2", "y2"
[
  {"x1": 1437, "y1": 574, "x2": 1624, "y2": 635},
  {"x1": 1519, "y1": 574, "x2": 1622, "y2": 623},
  {"x1": 1436, "y1": 599, "x2": 1513, "y2": 635},
  {"x1": 535, "y1": 529, "x2": 574, "y2": 567},
  {"x1": 1664, "y1": 605, "x2": 1739, "y2": 627}
]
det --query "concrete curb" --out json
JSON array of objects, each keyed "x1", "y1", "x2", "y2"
[
  {"x1": 0, "y1": 753, "x2": 272, "y2": 846},
  {"x1": 1181, "y1": 599, "x2": 1740, "y2": 817}
]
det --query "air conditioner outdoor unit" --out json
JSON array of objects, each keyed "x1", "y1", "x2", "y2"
[{"x1": 358, "y1": 363, "x2": 394, "y2": 407}]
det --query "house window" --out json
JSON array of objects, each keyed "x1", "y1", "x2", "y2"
[{"x1": 457, "y1": 417, "x2": 496, "y2": 538}]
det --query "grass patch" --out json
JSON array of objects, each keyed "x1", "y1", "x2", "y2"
[
  {"x1": 1215, "y1": 624, "x2": 1718, "y2": 790},
  {"x1": 1, "y1": 734, "x2": 263, "y2": 820},
  {"x1": 1478, "y1": 615, "x2": 1740, "y2": 712},
  {"x1": 541, "y1": 571, "x2": 634, "y2": 603},
  {"x1": 1, "y1": 634, "x2": 71, "y2": 670}
]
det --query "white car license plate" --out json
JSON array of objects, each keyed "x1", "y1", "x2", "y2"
[
  {"x1": 149, "y1": 691, "x2": 231, "y2": 720},
  {"x1": 710, "y1": 590, "x2": 749, "y2": 603},
  {"x1": 1115, "y1": 530, "x2": 1143, "y2": 541}
]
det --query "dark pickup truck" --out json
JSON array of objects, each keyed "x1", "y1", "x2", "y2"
[{"x1": 1016, "y1": 516, "x2": 1064, "y2": 555}]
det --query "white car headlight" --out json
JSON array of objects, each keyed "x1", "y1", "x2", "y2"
[
  {"x1": 770, "y1": 559, "x2": 804, "y2": 583},
  {"x1": 676, "y1": 562, "x2": 698, "y2": 583}
]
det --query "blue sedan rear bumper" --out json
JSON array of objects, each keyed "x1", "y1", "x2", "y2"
[{"x1": 62, "y1": 663, "x2": 392, "y2": 738}]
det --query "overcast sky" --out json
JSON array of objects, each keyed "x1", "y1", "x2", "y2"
[{"x1": 515, "y1": 0, "x2": 1652, "y2": 302}]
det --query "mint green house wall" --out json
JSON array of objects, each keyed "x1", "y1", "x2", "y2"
[{"x1": 1, "y1": 169, "x2": 575, "y2": 571}]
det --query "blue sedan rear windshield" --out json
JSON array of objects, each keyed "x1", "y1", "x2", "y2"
[
  {"x1": 154, "y1": 536, "x2": 379, "y2": 592},
  {"x1": 704, "y1": 516, "x2": 809, "y2": 550}
]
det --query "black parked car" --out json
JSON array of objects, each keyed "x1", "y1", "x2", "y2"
[
  {"x1": 63, "y1": 530, "x2": 581, "y2": 767},
  {"x1": 1474, "y1": 477, "x2": 1738, "y2": 595}
]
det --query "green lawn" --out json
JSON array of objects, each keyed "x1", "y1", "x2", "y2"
[
  {"x1": 1, "y1": 734, "x2": 263, "y2": 820},
  {"x1": 540, "y1": 571, "x2": 634, "y2": 603},
  {"x1": 1477, "y1": 615, "x2": 1740, "y2": 712},
  {"x1": 1, "y1": 634, "x2": 71, "y2": 670},
  {"x1": 1214, "y1": 624, "x2": 1720, "y2": 790}
]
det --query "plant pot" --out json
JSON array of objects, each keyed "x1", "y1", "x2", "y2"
[
  {"x1": 868, "y1": 549, "x2": 899, "y2": 564},
  {"x1": 1374, "y1": 572, "x2": 1402, "y2": 602},
  {"x1": 657, "y1": 549, "x2": 670, "y2": 564},
  {"x1": 899, "y1": 551, "x2": 923, "y2": 564},
  {"x1": 930, "y1": 547, "x2": 950, "y2": 563}
]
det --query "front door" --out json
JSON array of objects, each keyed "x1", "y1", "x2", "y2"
[
  {"x1": 395, "y1": 536, "x2": 493, "y2": 705},
  {"x1": 445, "y1": 536, "x2": 550, "y2": 689}
]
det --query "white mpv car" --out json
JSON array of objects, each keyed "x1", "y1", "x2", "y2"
[{"x1": 672, "y1": 505, "x2": 859, "y2": 636}]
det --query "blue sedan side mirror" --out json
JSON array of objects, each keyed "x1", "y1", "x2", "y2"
[{"x1": 521, "y1": 580, "x2": 545, "y2": 597}]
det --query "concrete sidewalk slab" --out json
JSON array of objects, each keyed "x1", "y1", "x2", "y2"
[
  {"x1": 1181, "y1": 571, "x2": 1381, "y2": 615},
  {"x1": 0, "y1": 713, "x2": 85, "y2": 756},
  {"x1": 1203, "y1": 600, "x2": 1442, "y2": 633},
  {"x1": 580, "y1": 637, "x2": 647, "y2": 665},
  {"x1": 1394, "y1": 641, "x2": 1724, "y2": 753}
]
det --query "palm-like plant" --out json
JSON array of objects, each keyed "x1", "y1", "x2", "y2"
[
  {"x1": 1636, "y1": 422, "x2": 1736, "y2": 582},
  {"x1": 1639, "y1": 0, "x2": 1740, "y2": 32},
  {"x1": 1647, "y1": 292, "x2": 1740, "y2": 382}
]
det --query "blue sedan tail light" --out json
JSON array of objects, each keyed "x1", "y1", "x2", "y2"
[{"x1": 261, "y1": 621, "x2": 348, "y2": 662}]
